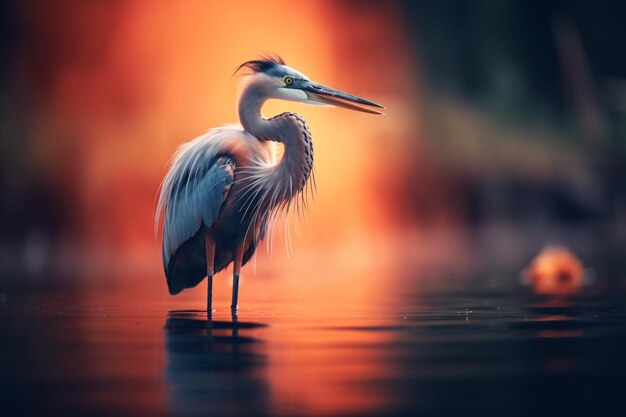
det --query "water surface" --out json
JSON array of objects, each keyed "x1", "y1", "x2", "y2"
[{"x1": 1, "y1": 284, "x2": 625, "y2": 417}]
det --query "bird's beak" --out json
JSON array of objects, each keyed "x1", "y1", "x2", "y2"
[{"x1": 302, "y1": 82, "x2": 385, "y2": 115}]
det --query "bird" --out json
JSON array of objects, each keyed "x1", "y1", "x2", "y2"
[{"x1": 156, "y1": 55, "x2": 384, "y2": 313}]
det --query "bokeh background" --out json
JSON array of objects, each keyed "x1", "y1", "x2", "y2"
[{"x1": 1, "y1": 0, "x2": 625, "y2": 304}]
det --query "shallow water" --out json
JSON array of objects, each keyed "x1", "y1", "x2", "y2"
[{"x1": 1, "y1": 284, "x2": 626, "y2": 417}]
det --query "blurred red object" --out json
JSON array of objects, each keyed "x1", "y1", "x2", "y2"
[{"x1": 521, "y1": 245, "x2": 585, "y2": 296}]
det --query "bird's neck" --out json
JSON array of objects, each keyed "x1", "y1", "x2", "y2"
[{"x1": 238, "y1": 85, "x2": 314, "y2": 202}]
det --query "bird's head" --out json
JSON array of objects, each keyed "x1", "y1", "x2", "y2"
[{"x1": 235, "y1": 55, "x2": 384, "y2": 115}]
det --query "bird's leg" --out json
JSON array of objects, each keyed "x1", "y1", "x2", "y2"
[
  {"x1": 231, "y1": 310, "x2": 239, "y2": 354},
  {"x1": 205, "y1": 234, "x2": 216, "y2": 315},
  {"x1": 231, "y1": 243, "x2": 244, "y2": 313}
]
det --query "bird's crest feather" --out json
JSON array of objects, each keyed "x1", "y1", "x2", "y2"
[{"x1": 234, "y1": 53, "x2": 286, "y2": 76}]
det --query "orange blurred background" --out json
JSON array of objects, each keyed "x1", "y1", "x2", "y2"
[
  {"x1": 2, "y1": 1, "x2": 429, "y2": 308},
  {"x1": 2, "y1": 0, "x2": 626, "y2": 304}
]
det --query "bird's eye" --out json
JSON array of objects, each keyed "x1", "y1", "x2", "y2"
[{"x1": 284, "y1": 76, "x2": 293, "y2": 85}]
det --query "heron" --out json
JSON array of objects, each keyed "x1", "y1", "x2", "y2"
[{"x1": 156, "y1": 55, "x2": 384, "y2": 313}]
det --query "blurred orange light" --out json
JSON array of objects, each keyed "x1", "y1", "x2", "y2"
[{"x1": 523, "y1": 245, "x2": 584, "y2": 296}]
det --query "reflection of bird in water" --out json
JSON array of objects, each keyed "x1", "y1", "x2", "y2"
[
  {"x1": 156, "y1": 55, "x2": 384, "y2": 312},
  {"x1": 521, "y1": 245, "x2": 590, "y2": 296},
  {"x1": 163, "y1": 312, "x2": 268, "y2": 416}
]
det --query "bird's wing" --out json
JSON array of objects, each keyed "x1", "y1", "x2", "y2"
[{"x1": 159, "y1": 155, "x2": 235, "y2": 270}]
